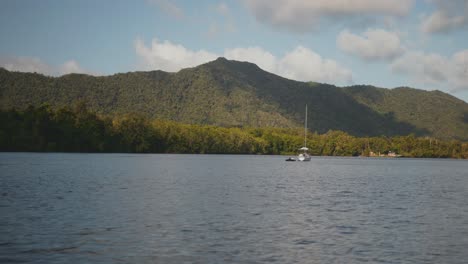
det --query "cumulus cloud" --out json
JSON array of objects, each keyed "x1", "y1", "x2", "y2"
[
  {"x1": 134, "y1": 38, "x2": 218, "y2": 72},
  {"x1": 277, "y1": 46, "x2": 352, "y2": 83},
  {"x1": 223, "y1": 46, "x2": 277, "y2": 73},
  {"x1": 147, "y1": 0, "x2": 184, "y2": 19},
  {"x1": 0, "y1": 56, "x2": 53, "y2": 75},
  {"x1": 224, "y1": 46, "x2": 352, "y2": 83},
  {"x1": 421, "y1": 0, "x2": 468, "y2": 33},
  {"x1": 421, "y1": 11, "x2": 466, "y2": 33},
  {"x1": 337, "y1": 29, "x2": 404, "y2": 61},
  {"x1": 135, "y1": 37, "x2": 353, "y2": 84},
  {"x1": 0, "y1": 56, "x2": 95, "y2": 76},
  {"x1": 391, "y1": 49, "x2": 468, "y2": 92},
  {"x1": 243, "y1": 0, "x2": 414, "y2": 31},
  {"x1": 59, "y1": 60, "x2": 89, "y2": 75}
]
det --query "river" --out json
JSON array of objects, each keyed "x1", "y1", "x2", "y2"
[{"x1": 1, "y1": 153, "x2": 467, "y2": 263}]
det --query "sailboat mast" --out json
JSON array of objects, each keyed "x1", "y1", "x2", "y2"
[{"x1": 304, "y1": 104, "x2": 307, "y2": 148}]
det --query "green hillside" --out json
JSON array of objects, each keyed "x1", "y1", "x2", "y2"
[
  {"x1": 1, "y1": 58, "x2": 467, "y2": 140},
  {"x1": 343, "y1": 85, "x2": 468, "y2": 140}
]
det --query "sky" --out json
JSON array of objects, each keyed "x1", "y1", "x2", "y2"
[{"x1": 1, "y1": 0, "x2": 468, "y2": 102}]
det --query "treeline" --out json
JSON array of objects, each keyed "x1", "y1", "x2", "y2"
[{"x1": 0, "y1": 105, "x2": 467, "y2": 158}]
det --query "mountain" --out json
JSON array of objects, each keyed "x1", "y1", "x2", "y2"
[{"x1": 1, "y1": 57, "x2": 467, "y2": 140}]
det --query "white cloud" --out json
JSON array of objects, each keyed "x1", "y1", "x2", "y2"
[
  {"x1": 147, "y1": 0, "x2": 184, "y2": 19},
  {"x1": 59, "y1": 60, "x2": 88, "y2": 75},
  {"x1": 391, "y1": 49, "x2": 468, "y2": 92},
  {"x1": 134, "y1": 38, "x2": 218, "y2": 72},
  {"x1": 0, "y1": 56, "x2": 95, "y2": 76},
  {"x1": 225, "y1": 46, "x2": 352, "y2": 83},
  {"x1": 421, "y1": 0, "x2": 468, "y2": 33},
  {"x1": 0, "y1": 56, "x2": 53, "y2": 75},
  {"x1": 243, "y1": 0, "x2": 414, "y2": 31},
  {"x1": 421, "y1": 11, "x2": 466, "y2": 33},
  {"x1": 224, "y1": 46, "x2": 277, "y2": 73},
  {"x1": 277, "y1": 46, "x2": 352, "y2": 83},
  {"x1": 337, "y1": 29, "x2": 404, "y2": 61},
  {"x1": 450, "y1": 50, "x2": 468, "y2": 90},
  {"x1": 135, "y1": 37, "x2": 353, "y2": 84}
]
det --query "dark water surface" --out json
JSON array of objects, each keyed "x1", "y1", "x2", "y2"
[{"x1": 1, "y1": 153, "x2": 468, "y2": 263}]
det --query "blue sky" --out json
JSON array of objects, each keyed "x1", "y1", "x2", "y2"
[{"x1": 1, "y1": 0, "x2": 467, "y2": 102}]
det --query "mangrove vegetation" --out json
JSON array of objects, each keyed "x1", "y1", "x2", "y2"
[{"x1": 1, "y1": 105, "x2": 467, "y2": 158}]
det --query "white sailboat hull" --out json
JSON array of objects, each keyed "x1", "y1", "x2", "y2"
[{"x1": 298, "y1": 153, "x2": 311, "y2": 161}]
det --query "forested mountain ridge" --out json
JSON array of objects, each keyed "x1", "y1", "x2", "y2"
[
  {"x1": 1, "y1": 58, "x2": 467, "y2": 140},
  {"x1": 342, "y1": 85, "x2": 468, "y2": 141}
]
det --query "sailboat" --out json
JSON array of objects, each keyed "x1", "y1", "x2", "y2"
[{"x1": 297, "y1": 104, "x2": 311, "y2": 161}]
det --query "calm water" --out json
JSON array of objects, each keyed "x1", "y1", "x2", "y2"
[{"x1": 1, "y1": 153, "x2": 468, "y2": 263}]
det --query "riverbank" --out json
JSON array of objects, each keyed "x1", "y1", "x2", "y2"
[{"x1": 1, "y1": 106, "x2": 467, "y2": 159}]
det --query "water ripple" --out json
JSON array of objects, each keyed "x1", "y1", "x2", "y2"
[{"x1": 1, "y1": 153, "x2": 467, "y2": 263}]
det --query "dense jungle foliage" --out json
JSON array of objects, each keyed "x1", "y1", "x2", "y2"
[
  {"x1": 1, "y1": 105, "x2": 466, "y2": 158},
  {"x1": 1, "y1": 58, "x2": 467, "y2": 141}
]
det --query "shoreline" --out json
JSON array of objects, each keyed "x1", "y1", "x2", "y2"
[{"x1": 1, "y1": 151, "x2": 466, "y2": 160}]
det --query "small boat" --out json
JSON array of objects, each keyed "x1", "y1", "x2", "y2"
[
  {"x1": 285, "y1": 157, "x2": 296, "y2": 161},
  {"x1": 298, "y1": 148, "x2": 311, "y2": 162},
  {"x1": 297, "y1": 104, "x2": 311, "y2": 162}
]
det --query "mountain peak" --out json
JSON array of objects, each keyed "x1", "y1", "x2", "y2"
[
  {"x1": 215, "y1": 57, "x2": 228, "y2": 62},
  {"x1": 201, "y1": 57, "x2": 264, "y2": 76},
  {"x1": 203, "y1": 57, "x2": 259, "y2": 68}
]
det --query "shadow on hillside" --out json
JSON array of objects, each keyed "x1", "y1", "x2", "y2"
[{"x1": 239, "y1": 70, "x2": 430, "y2": 137}]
